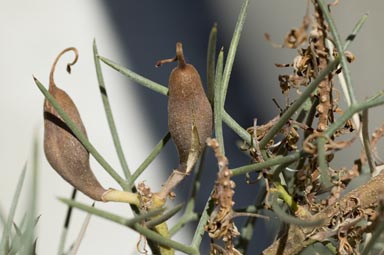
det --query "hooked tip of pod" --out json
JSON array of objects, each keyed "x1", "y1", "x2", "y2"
[
  {"x1": 155, "y1": 42, "x2": 187, "y2": 68},
  {"x1": 49, "y1": 47, "x2": 79, "y2": 90}
]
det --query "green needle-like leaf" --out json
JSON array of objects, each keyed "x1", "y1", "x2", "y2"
[
  {"x1": 0, "y1": 205, "x2": 6, "y2": 227},
  {"x1": 129, "y1": 132, "x2": 171, "y2": 187},
  {"x1": 98, "y1": 56, "x2": 169, "y2": 96},
  {"x1": 59, "y1": 198, "x2": 164, "y2": 227},
  {"x1": 222, "y1": 110, "x2": 252, "y2": 145},
  {"x1": 222, "y1": 0, "x2": 250, "y2": 105},
  {"x1": 60, "y1": 198, "x2": 197, "y2": 254},
  {"x1": 58, "y1": 189, "x2": 77, "y2": 255},
  {"x1": 146, "y1": 203, "x2": 184, "y2": 229},
  {"x1": 318, "y1": 0, "x2": 356, "y2": 105},
  {"x1": 207, "y1": 23, "x2": 218, "y2": 105},
  {"x1": 169, "y1": 199, "x2": 197, "y2": 237},
  {"x1": 344, "y1": 13, "x2": 368, "y2": 50},
  {"x1": 93, "y1": 39, "x2": 131, "y2": 180},
  {"x1": 134, "y1": 224, "x2": 198, "y2": 255},
  {"x1": 191, "y1": 189, "x2": 215, "y2": 249},
  {"x1": 21, "y1": 136, "x2": 39, "y2": 255},
  {"x1": 325, "y1": 92, "x2": 384, "y2": 138},
  {"x1": 231, "y1": 151, "x2": 303, "y2": 176},
  {"x1": 0, "y1": 165, "x2": 27, "y2": 254},
  {"x1": 271, "y1": 194, "x2": 324, "y2": 227},
  {"x1": 214, "y1": 48, "x2": 225, "y2": 154}
]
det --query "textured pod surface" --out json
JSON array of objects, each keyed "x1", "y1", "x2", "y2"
[
  {"x1": 43, "y1": 48, "x2": 106, "y2": 201},
  {"x1": 160, "y1": 43, "x2": 213, "y2": 172}
]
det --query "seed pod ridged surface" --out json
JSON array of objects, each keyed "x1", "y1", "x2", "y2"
[
  {"x1": 44, "y1": 48, "x2": 106, "y2": 201},
  {"x1": 165, "y1": 43, "x2": 213, "y2": 172}
]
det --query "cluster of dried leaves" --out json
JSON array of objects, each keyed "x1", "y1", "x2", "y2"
[
  {"x1": 205, "y1": 138, "x2": 241, "y2": 255},
  {"x1": 239, "y1": 1, "x2": 384, "y2": 254}
]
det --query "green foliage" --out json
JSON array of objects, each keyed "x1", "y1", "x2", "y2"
[{"x1": 0, "y1": 138, "x2": 39, "y2": 255}]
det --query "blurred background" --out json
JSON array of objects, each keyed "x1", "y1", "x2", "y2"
[{"x1": 1, "y1": 0, "x2": 383, "y2": 254}]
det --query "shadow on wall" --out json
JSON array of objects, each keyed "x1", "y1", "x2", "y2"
[{"x1": 101, "y1": 1, "x2": 284, "y2": 253}]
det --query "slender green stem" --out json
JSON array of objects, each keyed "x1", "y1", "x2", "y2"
[
  {"x1": 271, "y1": 194, "x2": 323, "y2": 227},
  {"x1": 58, "y1": 189, "x2": 77, "y2": 255},
  {"x1": 61, "y1": 201, "x2": 170, "y2": 255},
  {"x1": 344, "y1": 13, "x2": 368, "y2": 50},
  {"x1": 259, "y1": 58, "x2": 340, "y2": 149},
  {"x1": 191, "y1": 190, "x2": 215, "y2": 248},
  {"x1": 222, "y1": 110, "x2": 252, "y2": 145},
  {"x1": 0, "y1": 165, "x2": 27, "y2": 254},
  {"x1": 271, "y1": 160, "x2": 295, "y2": 181},
  {"x1": 231, "y1": 151, "x2": 303, "y2": 176},
  {"x1": 325, "y1": 243, "x2": 338, "y2": 254},
  {"x1": 34, "y1": 77, "x2": 127, "y2": 189},
  {"x1": 93, "y1": 39, "x2": 131, "y2": 180},
  {"x1": 59, "y1": 198, "x2": 164, "y2": 227},
  {"x1": 22, "y1": 137, "x2": 39, "y2": 255},
  {"x1": 317, "y1": 0, "x2": 356, "y2": 105},
  {"x1": 273, "y1": 182, "x2": 298, "y2": 212},
  {"x1": 134, "y1": 224, "x2": 199, "y2": 255},
  {"x1": 362, "y1": 110, "x2": 375, "y2": 173},
  {"x1": 312, "y1": 92, "x2": 384, "y2": 186},
  {"x1": 207, "y1": 23, "x2": 218, "y2": 105},
  {"x1": 325, "y1": 92, "x2": 384, "y2": 137},
  {"x1": 0, "y1": 204, "x2": 5, "y2": 227},
  {"x1": 129, "y1": 132, "x2": 171, "y2": 187},
  {"x1": 88, "y1": 46, "x2": 163, "y2": 248},
  {"x1": 222, "y1": 0, "x2": 250, "y2": 105},
  {"x1": 214, "y1": 49, "x2": 225, "y2": 154},
  {"x1": 98, "y1": 56, "x2": 169, "y2": 96},
  {"x1": 169, "y1": 199, "x2": 197, "y2": 236},
  {"x1": 146, "y1": 204, "x2": 184, "y2": 228}
]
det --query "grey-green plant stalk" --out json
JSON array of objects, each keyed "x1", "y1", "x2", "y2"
[
  {"x1": 207, "y1": 23, "x2": 218, "y2": 104},
  {"x1": 214, "y1": 49, "x2": 225, "y2": 154},
  {"x1": 0, "y1": 165, "x2": 27, "y2": 254},
  {"x1": 93, "y1": 40, "x2": 131, "y2": 180}
]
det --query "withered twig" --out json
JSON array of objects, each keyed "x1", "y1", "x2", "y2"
[{"x1": 261, "y1": 170, "x2": 384, "y2": 255}]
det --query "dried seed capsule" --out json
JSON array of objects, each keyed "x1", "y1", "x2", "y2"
[
  {"x1": 157, "y1": 42, "x2": 213, "y2": 173},
  {"x1": 43, "y1": 47, "x2": 107, "y2": 201}
]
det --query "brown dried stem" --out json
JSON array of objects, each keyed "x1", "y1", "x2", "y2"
[
  {"x1": 262, "y1": 170, "x2": 384, "y2": 255},
  {"x1": 205, "y1": 138, "x2": 241, "y2": 255}
]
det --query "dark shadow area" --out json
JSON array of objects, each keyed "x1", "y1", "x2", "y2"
[{"x1": 100, "y1": 1, "x2": 272, "y2": 253}]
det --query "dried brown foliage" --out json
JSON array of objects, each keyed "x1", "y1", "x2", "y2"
[
  {"x1": 253, "y1": 1, "x2": 384, "y2": 254},
  {"x1": 205, "y1": 138, "x2": 241, "y2": 255}
]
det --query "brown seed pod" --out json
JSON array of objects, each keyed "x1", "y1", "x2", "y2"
[
  {"x1": 43, "y1": 47, "x2": 107, "y2": 201},
  {"x1": 157, "y1": 42, "x2": 213, "y2": 173}
]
